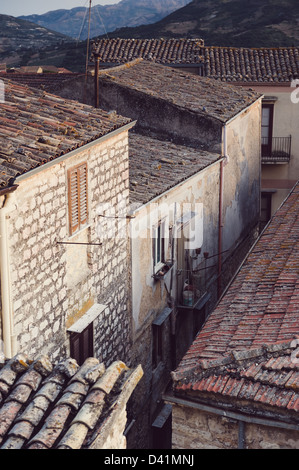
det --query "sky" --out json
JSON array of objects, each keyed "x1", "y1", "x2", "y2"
[{"x1": 0, "y1": 0, "x2": 121, "y2": 17}]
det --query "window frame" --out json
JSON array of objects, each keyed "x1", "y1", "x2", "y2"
[
  {"x1": 67, "y1": 162, "x2": 89, "y2": 236},
  {"x1": 152, "y1": 323, "x2": 163, "y2": 370},
  {"x1": 69, "y1": 322, "x2": 94, "y2": 366},
  {"x1": 152, "y1": 219, "x2": 167, "y2": 274},
  {"x1": 261, "y1": 103, "x2": 274, "y2": 157}
]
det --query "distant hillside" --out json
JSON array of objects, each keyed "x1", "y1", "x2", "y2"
[
  {"x1": 107, "y1": 0, "x2": 299, "y2": 47},
  {"x1": 4, "y1": 0, "x2": 298, "y2": 72},
  {"x1": 19, "y1": 0, "x2": 191, "y2": 40},
  {"x1": 0, "y1": 14, "x2": 74, "y2": 67}
]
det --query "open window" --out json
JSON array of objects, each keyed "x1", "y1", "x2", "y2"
[
  {"x1": 261, "y1": 103, "x2": 274, "y2": 158},
  {"x1": 68, "y1": 303, "x2": 106, "y2": 365},
  {"x1": 152, "y1": 220, "x2": 167, "y2": 274},
  {"x1": 70, "y1": 323, "x2": 93, "y2": 366}
]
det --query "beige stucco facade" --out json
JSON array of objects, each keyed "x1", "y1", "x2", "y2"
[
  {"x1": 246, "y1": 83, "x2": 299, "y2": 216},
  {"x1": 127, "y1": 98, "x2": 262, "y2": 448}
]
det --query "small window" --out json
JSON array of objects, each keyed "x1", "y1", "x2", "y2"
[
  {"x1": 152, "y1": 307, "x2": 172, "y2": 370},
  {"x1": 70, "y1": 323, "x2": 93, "y2": 366},
  {"x1": 153, "y1": 220, "x2": 166, "y2": 273},
  {"x1": 68, "y1": 163, "x2": 88, "y2": 236},
  {"x1": 152, "y1": 323, "x2": 163, "y2": 369},
  {"x1": 261, "y1": 104, "x2": 274, "y2": 157}
]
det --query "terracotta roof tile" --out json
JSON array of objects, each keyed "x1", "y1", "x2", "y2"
[
  {"x1": 0, "y1": 79, "x2": 132, "y2": 190},
  {"x1": 0, "y1": 355, "x2": 143, "y2": 449},
  {"x1": 92, "y1": 39, "x2": 298, "y2": 83},
  {"x1": 172, "y1": 183, "x2": 299, "y2": 418},
  {"x1": 99, "y1": 60, "x2": 261, "y2": 124},
  {"x1": 129, "y1": 132, "x2": 220, "y2": 206},
  {"x1": 92, "y1": 38, "x2": 204, "y2": 65},
  {"x1": 176, "y1": 183, "x2": 299, "y2": 364}
]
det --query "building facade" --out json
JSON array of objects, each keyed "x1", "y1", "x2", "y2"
[
  {"x1": 92, "y1": 60, "x2": 262, "y2": 447},
  {"x1": 0, "y1": 79, "x2": 135, "y2": 370},
  {"x1": 167, "y1": 181, "x2": 299, "y2": 449}
]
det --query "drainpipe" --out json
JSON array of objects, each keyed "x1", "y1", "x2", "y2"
[
  {"x1": 218, "y1": 125, "x2": 228, "y2": 298},
  {"x1": 0, "y1": 188, "x2": 18, "y2": 358},
  {"x1": 218, "y1": 159, "x2": 224, "y2": 299},
  {"x1": 238, "y1": 421, "x2": 245, "y2": 449}
]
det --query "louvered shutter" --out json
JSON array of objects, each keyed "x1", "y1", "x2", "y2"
[
  {"x1": 78, "y1": 163, "x2": 88, "y2": 226},
  {"x1": 68, "y1": 163, "x2": 88, "y2": 235}
]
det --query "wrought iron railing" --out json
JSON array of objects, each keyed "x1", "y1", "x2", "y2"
[{"x1": 262, "y1": 136, "x2": 291, "y2": 163}]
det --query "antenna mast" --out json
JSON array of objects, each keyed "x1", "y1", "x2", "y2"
[{"x1": 85, "y1": 0, "x2": 92, "y2": 77}]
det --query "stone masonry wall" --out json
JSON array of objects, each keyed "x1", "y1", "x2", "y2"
[
  {"x1": 98, "y1": 80, "x2": 223, "y2": 153},
  {"x1": 6, "y1": 130, "x2": 131, "y2": 366},
  {"x1": 172, "y1": 404, "x2": 299, "y2": 449}
]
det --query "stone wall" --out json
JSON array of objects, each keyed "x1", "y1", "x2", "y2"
[
  {"x1": 172, "y1": 404, "x2": 299, "y2": 449},
  {"x1": 98, "y1": 80, "x2": 223, "y2": 153},
  {"x1": 4, "y1": 129, "x2": 132, "y2": 365}
]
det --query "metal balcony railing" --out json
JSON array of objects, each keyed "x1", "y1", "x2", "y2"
[{"x1": 261, "y1": 136, "x2": 292, "y2": 163}]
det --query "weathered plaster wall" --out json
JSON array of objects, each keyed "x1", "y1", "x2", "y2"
[
  {"x1": 222, "y1": 99, "x2": 261, "y2": 253},
  {"x1": 172, "y1": 404, "x2": 299, "y2": 449},
  {"x1": 246, "y1": 84, "x2": 299, "y2": 215},
  {"x1": 98, "y1": 80, "x2": 223, "y2": 152},
  {"x1": 130, "y1": 162, "x2": 221, "y2": 340},
  {"x1": 5, "y1": 130, "x2": 131, "y2": 365}
]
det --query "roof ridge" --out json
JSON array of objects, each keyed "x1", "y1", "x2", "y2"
[{"x1": 172, "y1": 338, "x2": 299, "y2": 383}]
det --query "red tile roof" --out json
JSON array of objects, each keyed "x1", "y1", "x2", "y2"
[
  {"x1": 92, "y1": 39, "x2": 299, "y2": 83},
  {"x1": 0, "y1": 72, "x2": 84, "y2": 90},
  {"x1": 172, "y1": 181, "x2": 299, "y2": 414},
  {"x1": 204, "y1": 46, "x2": 299, "y2": 83},
  {"x1": 92, "y1": 38, "x2": 204, "y2": 65},
  {"x1": 172, "y1": 340, "x2": 299, "y2": 415},
  {"x1": 0, "y1": 79, "x2": 132, "y2": 189},
  {"x1": 98, "y1": 60, "x2": 261, "y2": 123},
  {"x1": 0, "y1": 354, "x2": 143, "y2": 449}
]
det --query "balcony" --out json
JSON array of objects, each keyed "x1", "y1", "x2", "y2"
[{"x1": 262, "y1": 136, "x2": 292, "y2": 164}]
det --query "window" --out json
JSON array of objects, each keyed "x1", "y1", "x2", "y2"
[
  {"x1": 152, "y1": 323, "x2": 163, "y2": 369},
  {"x1": 152, "y1": 307, "x2": 172, "y2": 370},
  {"x1": 260, "y1": 192, "x2": 272, "y2": 229},
  {"x1": 70, "y1": 323, "x2": 93, "y2": 366},
  {"x1": 153, "y1": 220, "x2": 166, "y2": 273},
  {"x1": 68, "y1": 163, "x2": 88, "y2": 235},
  {"x1": 68, "y1": 304, "x2": 106, "y2": 366},
  {"x1": 261, "y1": 104, "x2": 274, "y2": 157}
]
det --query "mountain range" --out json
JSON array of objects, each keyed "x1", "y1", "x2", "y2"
[
  {"x1": 0, "y1": 14, "x2": 73, "y2": 67},
  {"x1": 110, "y1": 0, "x2": 299, "y2": 47},
  {"x1": 1, "y1": 0, "x2": 298, "y2": 72},
  {"x1": 19, "y1": 0, "x2": 191, "y2": 41}
]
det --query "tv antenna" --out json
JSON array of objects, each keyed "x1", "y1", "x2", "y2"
[{"x1": 85, "y1": 0, "x2": 92, "y2": 77}]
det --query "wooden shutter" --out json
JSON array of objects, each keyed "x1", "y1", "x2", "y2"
[
  {"x1": 78, "y1": 163, "x2": 88, "y2": 226},
  {"x1": 68, "y1": 163, "x2": 88, "y2": 235},
  {"x1": 70, "y1": 323, "x2": 93, "y2": 366}
]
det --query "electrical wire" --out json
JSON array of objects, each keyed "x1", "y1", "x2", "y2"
[
  {"x1": 94, "y1": 3, "x2": 109, "y2": 39},
  {"x1": 76, "y1": 0, "x2": 89, "y2": 44}
]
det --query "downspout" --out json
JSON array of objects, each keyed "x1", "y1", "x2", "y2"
[
  {"x1": 218, "y1": 125, "x2": 228, "y2": 299},
  {"x1": 218, "y1": 160, "x2": 224, "y2": 298},
  {"x1": 0, "y1": 188, "x2": 18, "y2": 358}
]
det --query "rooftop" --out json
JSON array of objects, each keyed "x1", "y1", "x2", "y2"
[
  {"x1": 172, "y1": 340, "x2": 299, "y2": 418},
  {"x1": 129, "y1": 132, "x2": 219, "y2": 207},
  {"x1": 0, "y1": 353, "x2": 143, "y2": 449},
  {"x1": 99, "y1": 60, "x2": 261, "y2": 123},
  {"x1": 92, "y1": 38, "x2": 204, "y2": 65},
  {"x1": 0, "y1": 79, "x2": 132, "y2": 190},
  {"x1": 92, "y1": 39, "x2": 299, "y2": 83},
  {"x1": 172, "y1": 181, "x2": 299, "y2": 413},
  {"x1": 0, "y1": 72, "x2": 84, "y2": 91}
]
